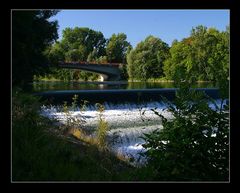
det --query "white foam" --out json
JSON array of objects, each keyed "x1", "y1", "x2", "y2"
[{"x1": 40, "y1": 99, "x2": 228, "y2": 166}]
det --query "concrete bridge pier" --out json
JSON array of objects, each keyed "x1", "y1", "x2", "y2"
[
  {"x1": 99, "y1": 74, "x2": 121, "y2": 81},
  {"x1": 99, "y1": 74, "x2": 108, "y2": 81}
]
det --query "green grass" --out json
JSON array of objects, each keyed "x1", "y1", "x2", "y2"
[{"x1": 12, "y1": 88, "x2": 157, "y2": 181}]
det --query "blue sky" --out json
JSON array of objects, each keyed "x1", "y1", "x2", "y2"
[{"x1": 50, "y1": 10, "x2": 229, "y2": 48}]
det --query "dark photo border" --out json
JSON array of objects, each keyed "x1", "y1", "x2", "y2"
[{"x1": 5, "y1": 0, "x2": 239, "y2": 192}]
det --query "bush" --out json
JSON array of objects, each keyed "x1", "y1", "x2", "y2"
[
  {"x1": 141, "y1": 82, "x2": 229, "y2": 181},
  {"x1": 95, "y1": 103, "x2": 109, "y2": 150}
]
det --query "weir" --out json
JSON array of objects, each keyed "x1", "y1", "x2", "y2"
[
  {"x1": 34, "y1": 88, "x2": 221, "y2": 105},
  {"x1": 40, "y1": 98, "x2": 228, "y2": 166}
]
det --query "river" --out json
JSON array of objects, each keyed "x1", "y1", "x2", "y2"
[
  {"x1": 33, "y1": 80, "x2": 215, "y2": 92},
  {"x1": 35, "y1": 81, "x2": 222, "y2": 166}
]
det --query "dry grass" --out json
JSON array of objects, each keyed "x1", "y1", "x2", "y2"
[{"x1": 71, "y1": 128, "x2": 98, "y2": 145}]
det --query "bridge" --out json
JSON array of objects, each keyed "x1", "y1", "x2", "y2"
[{"x1": 58, "y1": 61, "x2": 124, "y2": 81}]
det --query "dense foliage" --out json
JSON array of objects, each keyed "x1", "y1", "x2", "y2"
[
  {"x1": 106, "y1": 33, "x2": 131, "y2": 63},
  {"x1": 13, "y1": 13, "x2": 229, "y2": 84},
  {"x1": 32, "y1": 24, "x2": 229, "y2": 83},
  {"x1": 58, "y1": 27, "x2": 106, "y2": 62},
  {"x1": 35, "y1": 68, "x2": 99, "y2": 82},
  {"x1": 127, "y1": 36, "x2": 169, "y2": 81},
  {"x1": 44, "y1": 28, "x2": 131, "y2": 81},
  {"x1": 163, "y1": 25, "x2": 229, "y2": 82},
  {"x1": 141, "y1": 81, "x2": 229, "y2": 180},
  {"x1": 12, "y1": 10, "x2": 59, "y2": 87}
]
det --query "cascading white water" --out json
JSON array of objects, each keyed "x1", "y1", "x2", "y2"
[
  {"x1": 40, "y1": 99, "x2": 227, "y2": 167},
  {"x1": 40, "y1": 102, "x2": 170, "y2": 166}
]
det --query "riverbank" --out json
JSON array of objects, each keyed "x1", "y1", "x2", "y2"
[
  {"x1": 12, "y1": 89, "x2": 158, "y2": 181},
  {"x1": 12, "y1": 87, "x2": 229, "y2": 181},
  {"x1": 34, "y1": 77, "x2": 213, "y2": 83}
]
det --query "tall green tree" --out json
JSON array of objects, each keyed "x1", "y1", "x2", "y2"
[
  {"x1": 106, "y1": 33, "x2": 131, "y2": 63},
  {"x1": 163, "y1": 39, "x2": 192, "y2": 80},
  {"x1": 163, "y1": 25, "x2": 229, "y2": 83},
  {"x1": 87, "y1": 48, "x2": 98, "y2": 62},
  {"x1": 45, "y1": 27, "x2": 106, "y2": 81},
  {"x1": 44, "y1": 41, "x2": 65, "y2": 65},
  {"x1": 12, "y1": 10, "x2": 59, "y2": 86},
  {"x1": 127, "y1": 35, "x2": 169, "y2": 81},
  {"x1": 60, "y1": 27, "x2": 106, "y2": 61}
]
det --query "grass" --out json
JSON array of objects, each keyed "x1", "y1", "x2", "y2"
[{"x1": 12, "y1": 88, "x2": 158, "y2": 181}]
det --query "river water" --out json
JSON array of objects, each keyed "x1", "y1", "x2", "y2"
[
  {"x1": 35, "y1": 81, "x2": 221, "y2": 166},
  {"x1": 33, "y1": 80, "x2": 215, "y2": 92}
]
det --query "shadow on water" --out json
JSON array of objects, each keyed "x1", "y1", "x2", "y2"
[
  {"x1": 34, "y1": 88, "x2": 221, "y2": 105},
  {"x1": 31, "y1": 81, "x2": 219, "y2": 105}
]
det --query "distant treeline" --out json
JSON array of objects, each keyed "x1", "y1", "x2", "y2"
[
  {"x1": 12, "y1": 10, "x2": 229, "y2": 85},
  {"x1": 44, "y1": 25, "x2": 229, "y2": 83}
]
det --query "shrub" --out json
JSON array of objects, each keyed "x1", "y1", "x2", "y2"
[
  {"x1": 95, "y1": 103, "x2": 109, "y2": 150},
  {"x1": 141, "y1": 82, "x2": 229, "y2": 181}
]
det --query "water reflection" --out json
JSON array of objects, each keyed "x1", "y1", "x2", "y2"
[{"x1": 33, "y1": 81, "x2": 215, "y2": 92}]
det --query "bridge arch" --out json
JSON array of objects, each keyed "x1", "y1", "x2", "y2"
[{"x1": 58, "y1": 62, "x2": 123, "y2": 81}]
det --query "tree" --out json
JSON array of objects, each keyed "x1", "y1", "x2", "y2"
[
  {"x1": 87, "y1": 48, "x2": 98, "y2": 62},
  {"x1": 45, "y1": 27, "x2": 106, "y2": 81},
  {"x1": 127, "y1": 35, "x2": 169, "y2": 81},
  {"x1": 106, "y1": 33, "x2": 131, "y2": 63},
  {"x1": 163, "y1": 40, "x2": 191, "y2": 80},
  {"x1": 60, "y1": 27, "x2": 106, "y2": 61},
  {"x1": 96, "y1": 56, "x2": 108, "y2": 63},
  {"x1": 12, "y1": 10, "x2": 59, "y2": 87},
  {"x1": 171, "y1": 39, "x2": 178, "y2": 46},
  {"x1": 163, "y1": 25, "x2": 229, "y2": 82},
  {"x1": 44, "y1": 41, "x2": 65, "y2": 65}
]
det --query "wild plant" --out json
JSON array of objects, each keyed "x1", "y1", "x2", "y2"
[
  {"x1": 80, "y1": 99, "x2": 89, "y2": 111},
  {"x1": 140, "y1": 81, "x2": 229, "y2": 180},
  {"x1": 61, "y1": 95, "x2": 86, "y2": 135},
  {"x1": 95, "y1": 103, "x2": 109, "y2": 151}
]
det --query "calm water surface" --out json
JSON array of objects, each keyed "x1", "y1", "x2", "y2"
[{"x1": 33, "y1": 81, "x2": 215, "y2": 92}]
